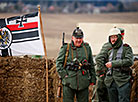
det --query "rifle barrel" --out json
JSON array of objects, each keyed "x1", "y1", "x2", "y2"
[{"x1": 62, "y1": 32, "x2": 65, "y2": 45}]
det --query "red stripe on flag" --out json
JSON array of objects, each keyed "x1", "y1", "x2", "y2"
[{"x1": 6, "y1": 22, "x2": 38, "y2": 31}]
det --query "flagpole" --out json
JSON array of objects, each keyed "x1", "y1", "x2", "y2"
[{"x1": 37, "y1": 5, "x2": 49, "y2": 102}]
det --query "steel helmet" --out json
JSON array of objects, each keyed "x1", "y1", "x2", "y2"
[
  {"x1": 72, "y1": 27, "x2": 83, "y2": 38},
  {"x1": 109, "y1": 27, "x2": 121, "y2": 36}
]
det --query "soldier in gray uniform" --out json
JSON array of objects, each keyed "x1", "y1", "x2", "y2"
[{"x1": 56, "y1": 27, "x2": 96, "y2": 102}]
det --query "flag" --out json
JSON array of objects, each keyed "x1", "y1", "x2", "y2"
[{"x1": 0, "y1": 12, "x2": 44, "y2": 56}]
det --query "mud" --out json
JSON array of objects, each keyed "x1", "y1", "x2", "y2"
[
  {"x1": 0, "y1": 56, "x2": 137, "y2": 102},
  {"x1": 130, "y1": 61, "x2": 138, "y2": 102},
  {"x1": 0, "y1": 56, "x2": 58, "y2": 102}
]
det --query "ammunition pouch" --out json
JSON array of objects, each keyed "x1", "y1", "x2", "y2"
[
  {"x1": 81, "y1": 64, "x2": 90, "y2": 70},
  {"x1": 66, "y1": 58, "x2": 82, "y2": 71},
  {"x1": 81, "y1": 59, "x2": 91, "y2": 70},
  {"x1": 66, "y1": 63, "x2": 80, "y2": 71},
  {"x1": 66, "y1": 63, "x2": 90, "y2": 71},
  {"x1": 66, "y1": 58, "x2": 91, "y2": 71}
]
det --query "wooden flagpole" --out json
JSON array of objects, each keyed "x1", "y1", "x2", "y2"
[{"x1": 37, "y1": 5, "x2": 49, "y2": 102}]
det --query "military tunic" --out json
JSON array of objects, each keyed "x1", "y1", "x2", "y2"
[
  {"x1": 104, "y1": 34, "x2": 133, "y2": 102},
  {"x1": 56, "y1": 41, "x2": 96, "y2": 102},
  {"x1": 94, "y1": 42, "x2": 112, "y2": 102},
  {"x1": 56, "y1": 41, "x2": 96, "y2": 90},
  {"x1": 95, "y1": 42, "x2": 112, "y2": 78},
  {"x1": 104, "y1": 37, "x2": 133, "y2": 87}
]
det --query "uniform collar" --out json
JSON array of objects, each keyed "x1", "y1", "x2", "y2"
[{"x1": 71, "y1": 40, "x2": 84, "y2": 49}]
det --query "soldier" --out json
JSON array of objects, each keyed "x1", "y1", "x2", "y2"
[
  {"x1": 56, "y1": 27, "x2": 96, "y2": 102},
  {"x1": 94, "y1": 42, "x2": 111, "y2": 102},
  {"x1": 104, "y1": 27, "x2": 133, "y2": 102},
  {"x1": 94, "y1": 27, "x2": 125, "y2": 102}
]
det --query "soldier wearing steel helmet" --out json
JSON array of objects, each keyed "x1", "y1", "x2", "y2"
[
  {"x1": 56, "y1": 27, "x2": 96, "y2": 102},
  {"x1": 103, "y1": 27, "x2": 133, "y2": 102},
  {"x1": 94, "y1": 27, "x2": 125, "y2": 102}
]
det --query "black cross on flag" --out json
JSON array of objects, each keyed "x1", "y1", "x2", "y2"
[{"x1": 16, "y1": 16, "x2": 27, "y2": 28}]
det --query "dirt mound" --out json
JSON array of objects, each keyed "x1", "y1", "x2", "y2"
[
  {"x1": 0, "y1": 56, "x2": 137, "y2": 102},
  {"x1": 0, "y1": 56, "x2": 59, "y2": 102},
  {"x1": 130, "y1": 61, "x2": 138, "y2": 102}
]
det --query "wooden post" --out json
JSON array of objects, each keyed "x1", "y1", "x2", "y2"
[{"x1": 37, "y1": 5, "x2": 49, "y2": 102}]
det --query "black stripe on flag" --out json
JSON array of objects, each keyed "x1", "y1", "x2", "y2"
[
  {"x1": 12, "y1": 30, "x2": 39, "y2": 40},
  {"x1": 7, "y1": 12, "x2": 38, "y2": 24},
  {"x1": 24, "y1": 12, "x2": 38, "y2": 18},
  {"x1": 12, "y1": 38, "x2": 40, "y2": 43},
  {"x1": 11, "y1": 27, "x2": 38, "y2": 32}
]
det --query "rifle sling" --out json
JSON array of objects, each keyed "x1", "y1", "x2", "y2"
[
  {"x1": 63, "y1": 43, "x2": 70, "y2": 68},
  {"x1": 63, "y1": 43, "x2": 88, "y2": 68}
]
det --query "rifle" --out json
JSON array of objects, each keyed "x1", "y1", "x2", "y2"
[
  {"x1": 62, "y1": 32, "x2": 65, "y2": 45},
  {"x1": 56, "y1": 32, "x2": 66, "y2": 99},
  {"x1": 57, "y1": 79, "x2": 62, "y2": 98}
]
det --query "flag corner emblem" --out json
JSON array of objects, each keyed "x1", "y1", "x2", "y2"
[{"x1": 0, "y1": 27, "x2": 12, "y2": 50}]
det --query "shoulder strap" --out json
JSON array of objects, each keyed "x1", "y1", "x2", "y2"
[
  {"x1": 109, "y1": 44, "x2": 123, "y2": 61},
  {"x1": 109, "y1": 49, "x2": 113, "y2": 62},
  {"x1": 83, "y1": 44, "x2": 88, "y2": 60},
  {"x1": 116, "y1": 44, "x2": 123, "y2": 60},
  {"x1": 63, "y1": 43, "x2": 88, "y2": 67},
  {"x1": 63, "y1": 43, "x2": 70, "y2": 68}
]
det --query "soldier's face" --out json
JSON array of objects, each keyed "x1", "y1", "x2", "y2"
[
  {"x1": 72, "y1": 36, "x2": 83, "y2": 47},
  {"x1": 110, "y1": 35, "x2": 118, "y2": 45}
]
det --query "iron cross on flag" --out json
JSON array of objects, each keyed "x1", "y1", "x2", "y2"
[{"x1": 16, "y1": 16, "x2": 27, "y2": 28}]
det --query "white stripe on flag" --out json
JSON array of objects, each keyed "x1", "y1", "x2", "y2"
[
  {"x1": 12, "y1": 36, "x2": 39, "y2": 43},
  {"x1": 12, "y1": 28, "x2": 38, "y2": 34}
]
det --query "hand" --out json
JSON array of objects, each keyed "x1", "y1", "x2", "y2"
[
  {"x1": 105, "y1": 62, "x2": 112, "y2": 68},
  {"x1": 65, "y1": 75, "x2": 68, "y2": 78},
  {"x1": 100, "y1": 74, "x2": 105, "y2": 78}
]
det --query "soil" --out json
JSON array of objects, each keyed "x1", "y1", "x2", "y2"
[
  {"x1": 0, "y1": 56, "x2": 138, "y2": 102},
  {"x1": 130, "y1": 60, "x2": 138, "y2": 102},
  {"x1": 0, "y1": 56, "x2": 57, "y2": 102}
]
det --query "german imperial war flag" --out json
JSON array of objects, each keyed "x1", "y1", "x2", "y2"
[{"x1": 0, "y1": 12, "x2": 44, "y2": 56}]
